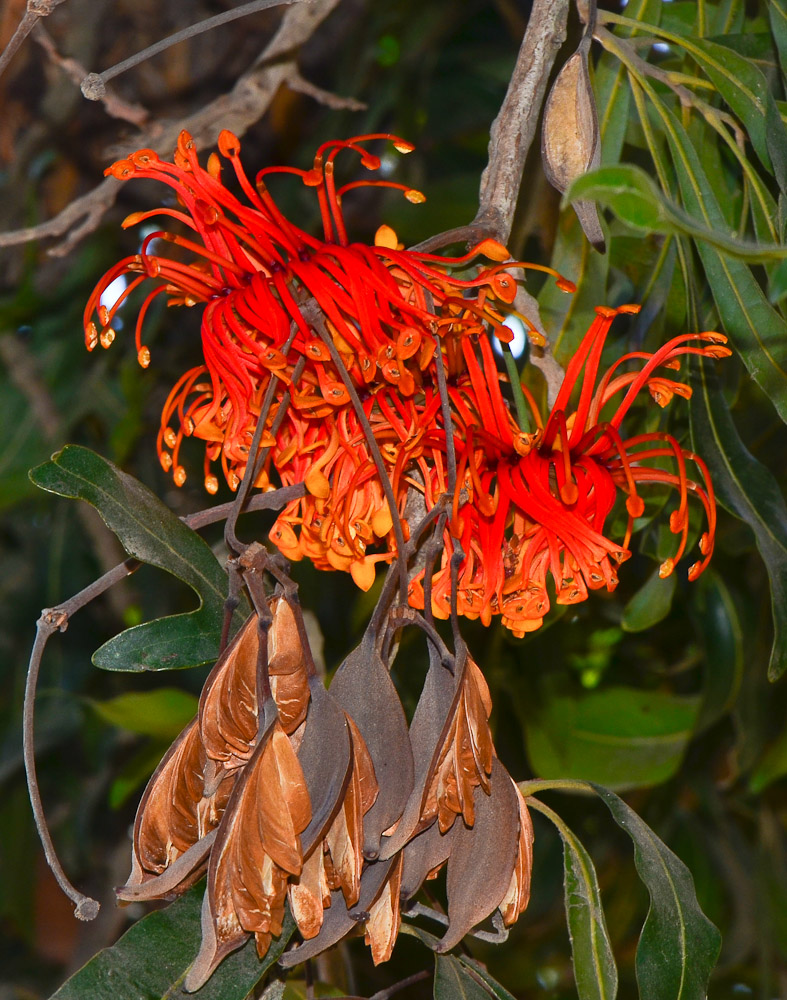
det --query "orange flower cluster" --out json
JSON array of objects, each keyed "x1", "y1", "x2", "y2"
[{"x1": 84, "y1": 131, "x2": 730, "y2": 634}]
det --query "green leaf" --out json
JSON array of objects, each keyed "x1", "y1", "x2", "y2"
[
  {"x1": 646, "y1": 92, "x2": 787, "y2": 423},
  {"x1": 528, "y1": 799, "x2": 617, "y2": 1000},
  {"x1": 591, "y1": 785, "x2": 721, "y2": 1000},
  {"x1": 567, "y1": 165, "x2": 787, "y2": 262},
  {"x1": 749, "y1": 728, "x2": 787, "y2": 793},
  {"x1": 50, "y1": 884, "x2": 295, "y2": 1000},
  {"x1": 621, "y1": 568, "x2": 677, "y2": 633},
  {"x1": 434, "y1": 955, "x2": 491, "y2": 1000},
  {"x1": 88, "y1": 689, "x2": 199, "y2": 738},
  {"x1": 769, "y1": 0, "x2": 787, "y2": 81},
  {"x1": 30, "y1": 445, "x2": 247, "y2": 670},
  {"x1": 690, "y1": 571, "x2": 744, "y2": 732},
  {"x1": 525, "y1": 687, "x2": 699, "y2": 791},
  {"x1": 455, "y1": 959, "x2": 517, "y2": 1000},
  {"x1": 689, "y1": 358, "x2": 787, "y2": 680}
]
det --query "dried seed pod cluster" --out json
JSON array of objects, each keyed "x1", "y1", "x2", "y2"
[{"x1": 118, "y1": 589, "x2": 533, "y2": 989}]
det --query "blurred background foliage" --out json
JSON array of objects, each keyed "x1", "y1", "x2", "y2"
[{"x1": 1, "y1": 0, "x2": 786, "y2": 997}]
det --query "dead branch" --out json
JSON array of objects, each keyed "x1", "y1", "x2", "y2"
[
  {"x1": 0, "y1": 0, "x2": 344, "y2": 256},
  {"x1": 0, "y1": 0, "x2": 68, "y2": 82}
]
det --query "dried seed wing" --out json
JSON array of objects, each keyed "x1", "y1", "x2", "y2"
[
  {"x1": 288, "y1": 843, "x2": 331, "y2": 940},
  {"x1": 126, "y1": 718, "x2": 233, "y2": 891},
  {"x1": 271, "y1": 669, "x2": 310, "y2": 734},
  {"x1": 438, "y1": 757, "x2": 520, "y2": 952},
  {"x1": 379, "y1": 641, "x2": 458, "y2": 859},
  {"x1": 117, "y1": 830, "x2": 216, "y2": 902},
  {"x1": 347, "y1": 714, "x2": 379, "y2": 815},
  {"x1": 365, "y1": 852, "x2": 404, "y2": 964},
  {"x1": 329, "y1": 636, "x2": 414, "y2": 859},
  {"x1": 278, "y1": 856, "x2": 397, "y2": 968},
  {"x1": 324, "y1": 741, "x2": 364, "y2": 907},
  {"x1": 297, "y1": 677, "x2": 353, "y2": 856},
  {"x1": 465, "y1": 657, "x2": 494, "y2": 786},
  {"x1": 498, "y1": 778, "x2": 534, "y2": 926},
  {"x1": 268, "y1": 595, "x2": 305, "y2": 675},
  {"x1": 256, "y1": 722, "x2": 312, "y2": 875},
  {"x1": 199, "y1": 614, "x2": 259, "y2": 770},
  {"x1": 185, "y1": 715, "x2": 308, "y2": 990}
]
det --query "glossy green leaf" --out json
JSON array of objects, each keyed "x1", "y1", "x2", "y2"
[
  {"x1": 689, "y1": 358, "x2": 787, "y2": 680},
  {"x1": 682, "y1": 37, "x2": 783, "y2": 180},
  {"x1": 568, "y1": 165, "x2": 787, "y2": 261},
  {"x1": 526, "y1": 687, "x2": 699, "y2": 791},
  {"x1": 455, "y1": 960, "x2": 517, "y2": 1000},
  {"x1": 621, "y1": 568, "x2": 676, "y2": 633},
  {"x1": 646, "y1": 92, "x2": 787, "y2": 422},
  {"x1": 88, "y1": 688, "x2": 199, "y2": 738},
  {"x1": 592, "y1": 786, "x2": 721, "y2": 1000},
  {"x1": 50, "y1": 883, "x2": 294, "y2": 1000},
  {"x1": 30, "y1": 445, "x2": 247, "y2": 670},
  {"x1": 529, "y1": 798, "x2": 617, "y2": 1000},
  {"x1": 434, "y1": 955, "x2": 491, "y2": 1000}
]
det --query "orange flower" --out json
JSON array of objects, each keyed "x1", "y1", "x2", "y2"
[
  {"x1": 83, "y1": 130, "x2": 527, "y2": 493},
  {"x1": 409, "y1": 306, "x2": 730, "y2": 634}
]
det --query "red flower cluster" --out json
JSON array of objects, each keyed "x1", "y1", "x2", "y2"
[{"x1": 85, "y1": 131, "x2": 730, "y2": 633}]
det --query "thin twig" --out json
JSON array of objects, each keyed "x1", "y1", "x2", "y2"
[
  {"x1": 22, "y1": 482, "x2": 304, "y2": 918},
  {"x1": 80, "y1": 0, "x2": 305, "y2": 98},
  {"x1": 0, "y1": 0, "x2": 343, "y2": 256},
  {"x1": 0, "y1": 0, "x2": 69, "y2": 82},
  {"x1": 368, "y1": 970, "x2": 431, "y2": 1000}
]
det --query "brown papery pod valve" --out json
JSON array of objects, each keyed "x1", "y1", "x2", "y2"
[{"x1": 541, "y1": 37, "x2": 606, "y2": 253}]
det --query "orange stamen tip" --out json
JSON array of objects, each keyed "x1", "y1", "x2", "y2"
[
  {"x1": 392, "y1": 140, "x2": 415, "y2": 154},
  {"x1": 100, "y1": 328, "x2": 115, "y2": 349},
  {"x1": 595, "y1": 306, "x2": 618, "y2": 318},
  {"x1": 122, "y1": 211, "x2": 147, "y2": 228},
  {"x1": 659, "y1": 559, "x2": 674, "y2": 579},
  {"x1": 305, "y1": 467, "x2": 331, "y2": 499},
  {"x1": 374, "y1": 224, "x2": 399, "y2": 249},
  {"x1": 106, "y1": 159, "x2": 134, "y2": 180},
  {"x1": 618, "y1": 303, "x2": 642, "y2": 315},
  {"x1": 217, "y1": 129, "x2": 241, "y2": 158},
  {"x1": 688, "y1": 561, "x2": 703, "y2": 581},
  {"x1": 350, "y1": 558, "x2": 376, "y2": 591},
  {"x1": 669, "y1": 510, "x2": 686, "y2": 533},
  {"x1": 560, "y1": 481, "x2": 579, "y2": 505},
  {"x1": 404, "y1": 189, "x2": 426, "y2": 204},
  {"x1": 626, "y1": 495, "x2": 645, "y2": 518},
  {"x1": 159, "y1": 451, "x2": 172, "y2": 472},
  {"x1": 137, "y1": 346, "x2": 151, "y2": 368},
  {"x1": 556, "y1": 277, "x2": 576, "y2": 293},
  {"x1": 85, "y1": 323, "x2": 98, "y2": 351},
  {"x1": 491, "y1": 273, "x2": 517, "y2": 303},
  {"x1": 473, "y1": 238, "x2": 510, "y2": 262},
  {"x1": 698, "y1": 532, "x2": 710, "y2": 555},
  {"x1": 205, "y1": 474, "x2": 219, "y2": 495},
  {"x1": 527, "y1": 329, "x2": 547, "y2": 348},
  {"x1": 163, "y1": 428, "x2": 177, "y2": 449},
  {"x1": 372, "y1": 506, "x2": 393, "y2": 538},
  {"x1": 173, "y1": 466, "x2": 187, "y2": 487},
  {"x1": 207, "y1": 152, "x2": 222, "y2": 179}
]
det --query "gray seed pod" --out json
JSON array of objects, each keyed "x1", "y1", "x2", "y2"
[{"x1": 542, "y1": 42, "x2": 606, "y2": 253}]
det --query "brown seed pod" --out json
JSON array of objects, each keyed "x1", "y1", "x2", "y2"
[{"x1": 542, "y1": 41, "x2": 606, "y2": 252}]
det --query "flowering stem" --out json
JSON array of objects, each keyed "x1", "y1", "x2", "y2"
[{"x1": 501, "y1": 340, "x2": 532, "y2": 433}]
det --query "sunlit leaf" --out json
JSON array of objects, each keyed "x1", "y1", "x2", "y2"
[
  {"x1": 526, "y1": 686, "x2": 699, "y2": 790},
  {"x1": 88, "y1": 688, "x2": 199, "y2": 738}
]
